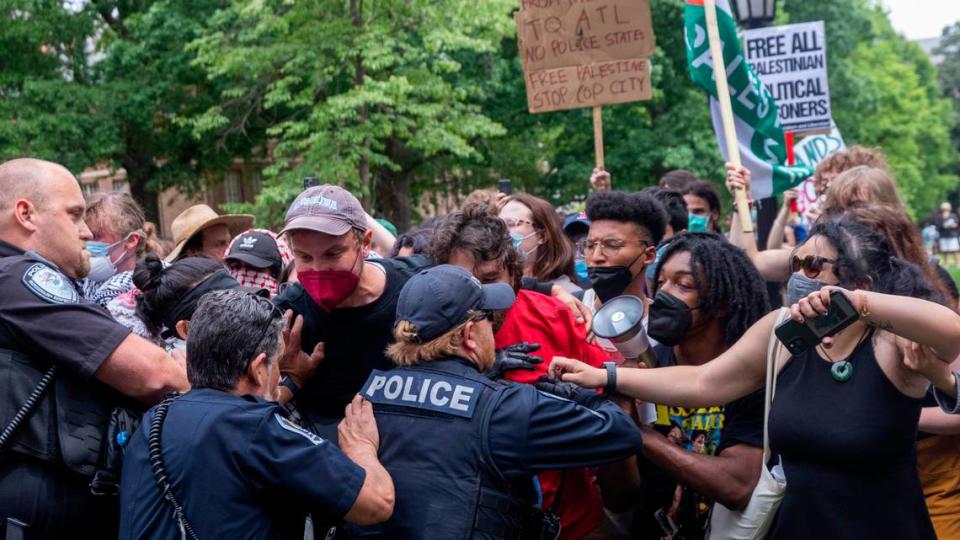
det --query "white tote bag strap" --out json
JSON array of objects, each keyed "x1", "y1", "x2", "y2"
[{"x1": 762, "y1": 308, "x2": 789, "y2": 462}]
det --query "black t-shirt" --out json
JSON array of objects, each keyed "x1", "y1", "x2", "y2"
[
  {"x1": 0, "y1": 240, "x2": 130, "y2": 379},
  {"x1": 634, "y1": 344, "x2": 763, "y2": 540},
  {"x1": 273, "y1": 255, "x2": 429, "y2": 427}
]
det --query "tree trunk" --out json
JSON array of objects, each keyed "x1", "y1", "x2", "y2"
[
  {"x1": 122, "y1": 157, "x2": 160, "y2": 225},
  {"x1": 379, "y1": 169, "x2": 412, "y2": 232},
  {"x1": 350, "y1": 0, "x2": 372, "y2": 207}
]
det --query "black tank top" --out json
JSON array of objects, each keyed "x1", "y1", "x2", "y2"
[{"x1": 766, "y1": 332, "x2": 935, "y2": 539}]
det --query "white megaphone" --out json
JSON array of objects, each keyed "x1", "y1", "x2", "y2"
[{"x1": 591, "y1": 295, "x2": 657, "y2": 368}]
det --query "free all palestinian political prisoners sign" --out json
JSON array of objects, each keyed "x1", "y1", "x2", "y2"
[
  {"x1": 743, "y1": 21, "x2": 831, "y2": 132},
  {"x1": 515, "y1": 0, "x2": 655, "y2": 113}
]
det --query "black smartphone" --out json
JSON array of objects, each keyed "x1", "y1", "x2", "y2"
[
  {"x1": 497, "y1": 178, "x2": 512, "y2": 195},
  {"x1": 774, "y1": 290, "x2": 860, "y2": 356},
  {"x1": 303, "y1": 176, "x2": 319, "y2": 189}
]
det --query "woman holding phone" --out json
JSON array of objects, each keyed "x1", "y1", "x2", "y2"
[{"x1": 550, "y1": 218, "x2": 960, "y2": 539}]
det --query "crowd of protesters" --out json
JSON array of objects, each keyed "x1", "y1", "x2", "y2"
[{"x1": 3, "y1": 146, "x2": 960, "y2": 540}]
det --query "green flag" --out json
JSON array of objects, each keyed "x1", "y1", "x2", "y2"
[{"x1": 684, "y1": 0, "x2": 813, "y2": 198}]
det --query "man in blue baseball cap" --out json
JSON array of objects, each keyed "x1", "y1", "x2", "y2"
[{"x1": 348, "y1": 264, "x2": 643, "y2": 540}]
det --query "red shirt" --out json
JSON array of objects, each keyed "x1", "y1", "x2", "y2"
[{"x1": 495, "y1": 290, "x2": 609, "y2": 539}]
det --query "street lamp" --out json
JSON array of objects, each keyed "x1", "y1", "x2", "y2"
[
  {"x1": 731, "y1": 0, "x2": 779, "y2": 306},
  {"x1": 731, "y1": 0, "x2": 776, "y2": 29}
]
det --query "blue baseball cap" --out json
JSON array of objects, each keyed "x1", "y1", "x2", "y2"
[
  {"x1": 563, "y1": 211, "x2": 591, "y2": 235},
  {"x1": 396, "y1": 265, "x2": 516, "y2": 342}
]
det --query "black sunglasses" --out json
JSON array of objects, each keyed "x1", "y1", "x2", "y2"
[
  {"x1": 791, "y1": 255, "x2": 836, "y2": 279},
  {"x1": 470, "y1": 310, "x2": 496, "y2": 323}
]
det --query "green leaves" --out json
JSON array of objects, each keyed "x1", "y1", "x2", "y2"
[
  {"x1": 184, "y1": 0, "x2": 516, "y2": 228},
  {"x1": 784, "y1": 0, "x2": 956, "y2": 218}
]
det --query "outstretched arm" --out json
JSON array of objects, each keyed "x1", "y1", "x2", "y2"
[{"x1": 549, "y1": 310, "x2": 777, "y2": 408}]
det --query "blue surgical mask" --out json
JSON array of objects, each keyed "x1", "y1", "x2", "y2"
[
  {"x1": 85, "y1": 232, "x2": 138, "y2": 282},
  {"x1": 646, "y1": 243, "x2": 669, "y2": 280},
  {"x1": 688, "y1": 214, "x2": 709, "y2": 232},
  {"x1": 786, "y1": 271, "x2": 828, "y2": 306},
  {"x1": 510, "y1": 231, "x2": 537, "y2": 253},
  {"x1": 574, "y1": 259, "x2": 589, "y2": 283},
  {"x1": 85, "y1": 241, "x2": 112, "y2": 257}
]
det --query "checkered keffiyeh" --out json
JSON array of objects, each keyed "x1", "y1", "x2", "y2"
[
  {"x1": 232, "y1": 267, "x2": 280, "y2": 297},
  {"x1": 80, "y1": 271, "x2": 135, "y2": 306},
  {"x1": 226, "y1": 228, "x2": 293, "y2": 297}
]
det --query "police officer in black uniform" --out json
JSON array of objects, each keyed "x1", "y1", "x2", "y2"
[
  {"x1": 0, "y1": 158, "x2": 189, "y2": 539},
  {"x1": 119, "y1": 289, "x2": 395, "y2": 539},
  {"x1": 350, "y1": 265, "x2": 644, "y2": 539}
]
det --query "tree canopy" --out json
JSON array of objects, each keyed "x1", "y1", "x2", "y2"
[{"x1": 0, "y1": 0, "x2": 954, "y2": 228}]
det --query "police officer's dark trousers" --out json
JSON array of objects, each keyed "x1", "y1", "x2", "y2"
[{"x1": 0, "y1": 458, "x2": 117, "y2": 539}]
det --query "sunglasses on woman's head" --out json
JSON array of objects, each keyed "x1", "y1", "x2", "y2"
[{"x1": 791, "y1": 255, "x2": 836, "y2": 279}]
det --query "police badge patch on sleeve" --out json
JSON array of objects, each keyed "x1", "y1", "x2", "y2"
[
  {"x1": 274, "y1": 413, "x2": 325, "y2": 446},
  {"x1": 22, "y1": 264, "x2": 80, "y2": 304}
]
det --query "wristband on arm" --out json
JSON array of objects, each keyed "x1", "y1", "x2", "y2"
[{"x1": 604, "y1": 362, "x2": 617, "y2": 394}]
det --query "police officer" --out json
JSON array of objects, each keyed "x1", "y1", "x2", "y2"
[
  {"x1": 350, "y1": 265, "x2": 644, "y2": 539},
  {"x1": 0, "y1": 158, "x2": 189, "y2": 539},
  {"x1": 118, "y1": 289, "x2": 395, "y2": 539}
]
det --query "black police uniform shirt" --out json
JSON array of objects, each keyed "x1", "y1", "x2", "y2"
[
  {"x1": 118, "y1": 388, "x2": 365, "y2": 540},
  {"x1": 273, "y1": 255, "x2": 429, "y2": 425},
  {"x1": 0, "y1": 240, "x2": 130, "y2": 379},
  {"x1": 635, "y1": 344, "x2": 764, "y2": 540},
  {"x1": 354, "y1": 357, "x2": 644, "y2": 538}
]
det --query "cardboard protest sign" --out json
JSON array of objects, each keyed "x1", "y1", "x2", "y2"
[
  {"x1": 515, "y1": 0, "x2": 655, "y2": 113},
  {"x1": 522, "y1": 58, "x2": 652, "y2": 113},
  {"x1": 515, "y1": 0, "x2": 655, "y2": 72},
  {"x1": 743, "y1": 21, "x2": 832, "y2": 133}
]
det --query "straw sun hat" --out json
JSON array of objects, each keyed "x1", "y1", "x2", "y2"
[{"x1": 165, "y1": 204, "x2": 254, "y2": 262}]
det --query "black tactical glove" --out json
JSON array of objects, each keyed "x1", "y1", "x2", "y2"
[{"x1": 485, "y1": 342, "x2": 543, "y2": 380}]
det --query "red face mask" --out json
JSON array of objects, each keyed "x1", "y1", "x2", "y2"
[{"x1": 297, "y1": 252, "x2": 362, "y2": 312}]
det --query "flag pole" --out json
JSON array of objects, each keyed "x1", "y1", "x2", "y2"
[
  {"x1": 593, "y1": 106, "x2": 605, "y2": 169},
  {"x1": 703, "y1": 0, "x2": 754, "y2": 233}
]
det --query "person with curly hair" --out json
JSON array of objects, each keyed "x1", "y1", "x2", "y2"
[
  {"x1": 428, "y1": 202, "x2": 620, "y2": 539},
  {"x1": 607, "y1": 232, "x2": 770, "y2": 540},
  {"x1": 553, "y1": 219, "x2": 959, "y2": 540},
  {"x1": 580, "y1": 190, "x2": 668, "y2": 331}
]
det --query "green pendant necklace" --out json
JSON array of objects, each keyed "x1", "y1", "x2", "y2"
[
  {"x1": 819, "y1": 327, "x2": 872, "y2": 383},
  {"x1": 830, "y1": 360, "x2": 853, "y2": 382}
]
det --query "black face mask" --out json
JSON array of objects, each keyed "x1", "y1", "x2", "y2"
[
  {"x1": 647, "y1": 290, "x2": 695, "y2": 347},
  {"x1": 588, "y1": 254, "x2": 644, "y2": 303}
]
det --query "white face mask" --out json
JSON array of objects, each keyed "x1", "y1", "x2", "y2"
[
  {"x1": 87, "y1": 254, "x2": 119, "y2": 283},
  {"x1": 85, "y1": 231, "x2": 139, "y2": 282}
]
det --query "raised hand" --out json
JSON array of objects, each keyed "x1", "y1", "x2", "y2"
[{"x1": 280, "y1": 310, "x2": 324, "y2": 388}]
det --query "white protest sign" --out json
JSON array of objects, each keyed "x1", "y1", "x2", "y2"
[
  {"x1": 792, "y1": 125, "x2": 845, "y2": 217},
  {"x1": 744, "y1": 21, "x2": 831, "y2": 133}
]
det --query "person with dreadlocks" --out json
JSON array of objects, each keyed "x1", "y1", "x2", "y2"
[
  {"x1": 602, "y1": 232, "x2": 770, "y2": 539},
  {"x1": 553, "y1": 219, "x2": 960, "y2": 539}
]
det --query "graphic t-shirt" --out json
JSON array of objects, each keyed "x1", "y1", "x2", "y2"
[{"x1": 635, "y1": 345, "x2": 764, "y2": 540}]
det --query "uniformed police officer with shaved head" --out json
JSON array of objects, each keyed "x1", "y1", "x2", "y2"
[
  {"x1": 0, "y1": 158, "x2": 189, "y2": 539},
  {"x1": 350, "y1": 265, "x2": 644, "y2": 539}
]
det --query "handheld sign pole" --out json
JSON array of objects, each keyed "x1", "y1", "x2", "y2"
[
  {"x1": 703, "y1": 0, "x2": 754, "y2": 233},
  {"x1": 593, "y1": 106, "x2": 605, "y2": 169}
]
